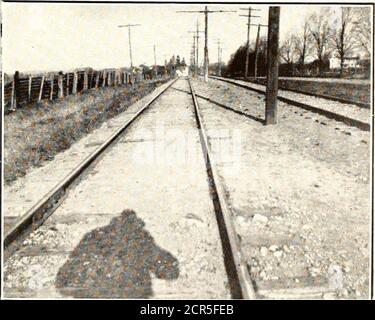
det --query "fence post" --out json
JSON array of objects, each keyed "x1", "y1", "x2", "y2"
[
  {"x1": 58, "y1": 72, "x2": 64, "y2": 98},
  {"x1": 73, "y1": 72, "x2": 78, "y2": 94},
  {"x1": 66, "y1": 73, "x2": 69, "y2": 96},
  {"x1": 83, "y1": 70, "x2": 88, "y2": 90},
  {"x1": 89, "y1": 70, "x2": 94, "y2": 88},
  {"x1": 10, "y1": 80, "x2": 14, "y2": 110},
  {"x1": 102, "y1": 70, "x2": 106, "y2": 87},
  {"x1": 10, "y1": 80, "x2": 15, "y2": 110},
  {"x1": 50, "y1": 74, "x2": 54, "y2": 101},
  {"x1": 38, "y1": 75, "x2": 45, "y2": 102},
  {"x1": 14, "y1": 71, "x2": 20, "y2": 108},
  {"x1": 95, "y1": 71, "x2": 100, "y2": 88},
  {"x1": 28, "y1": 76, "x2": 32, "y2": 102},
  {"x1": 108, "y1": 71, "x2": 112, "y2": 86}
]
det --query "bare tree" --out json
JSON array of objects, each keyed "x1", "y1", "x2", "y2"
[
  {"x1": 292, "y1": 21, "x2": 311, "y2": 68},
  {"x1": 352, "y1": 7, "x2": 371, "y2": 56},
  {"x1": 331, "y1": 7, "x2": 356, "y2": 76},
  {"x1": 280, "y1": 37, "x2": 296, "y2": 64},
  {"x1": 307, "y1": 8, "x2": 332, "y2": 71}
]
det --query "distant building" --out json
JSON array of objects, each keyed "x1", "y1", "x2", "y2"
[{"x1": 329, "y1": 56, "x2": 360, "y2": 69}]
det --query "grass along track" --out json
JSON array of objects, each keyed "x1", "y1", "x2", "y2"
[
  {"x1": 4, "y1": 78, "x2": 170, "y2": 185},
  {"x1": 4, "y1": 78, "x2": 178, "y2": 250}
]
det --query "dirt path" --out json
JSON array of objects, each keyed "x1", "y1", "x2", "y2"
[
  {"x1": 4, "y1": 78, "x2": 231, "y2": 299},
  {"x1": 191, "y1": 78, "x2": 370, "y2": 299}
]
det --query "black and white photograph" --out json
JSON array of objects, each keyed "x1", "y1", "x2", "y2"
[{"x1": 0, "y1": 0, "x2": 373, "y2": 301}]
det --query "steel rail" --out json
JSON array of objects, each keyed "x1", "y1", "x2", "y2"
[
  {"x1": 216, "y1": 75, "x2": 370, "y2": 109},
  {"x1": 4, "y1": 77, "x2": 179, "y2": 249},
  {"x1": 210, "y1": 76, "x2": 370, "y2": 132},
  {"x1": 241, "y1": 76, "x2": 370, "y2": 109},
  {"x1": 187, "y1": 77, "x2": 256, "y2": 300}
]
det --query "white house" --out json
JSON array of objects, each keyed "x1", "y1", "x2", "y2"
[{"x1": 329, "y1": 56, "x2": 360, "y2": 69}]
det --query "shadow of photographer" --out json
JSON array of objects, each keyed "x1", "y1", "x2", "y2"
[{"x1": 55, "y1": 209, "x2": 179, "y2": 298}]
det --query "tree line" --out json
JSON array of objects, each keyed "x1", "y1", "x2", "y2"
[{"x1": 225, "y1": 7, "x2": 371, "y2": 78}]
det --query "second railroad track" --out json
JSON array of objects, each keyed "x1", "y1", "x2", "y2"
[{"x1": 3, "y1": 77, "x2": 255, "y2": 299}]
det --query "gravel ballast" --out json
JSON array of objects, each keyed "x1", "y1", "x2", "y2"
[{"x1": 192, "y1": 78, "x2": 370, "y2": 299}]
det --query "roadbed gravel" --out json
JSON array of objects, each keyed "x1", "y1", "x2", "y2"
[
  {"x1": 192, "y1": 78, "x2": 370, "y2": 299},
  {"x1": 213, "y1": 77, "x2": 370, "y2": 124}
]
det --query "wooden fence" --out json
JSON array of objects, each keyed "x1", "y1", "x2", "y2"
[{"x1": 3, "y1": 68, "x2": 151, "y2": 113}]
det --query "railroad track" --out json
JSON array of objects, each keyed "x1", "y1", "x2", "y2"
[
  {"x1": 186, "y1": 78, "x2": 355, "y2": 299},
  {"x1": 4, "y1": 77, "x2": 180, "y2": 249},
  {"x1": 4, "y1": 77, "x2": 255, "y2": 299},
  {"x1": 218, "y1": 76, "x2": 370, "y2": 109},
  {"x1": 187, "y1": 78, "x2": 255, "y2": 299},
  {"x1": 6, "y1": 76, "x2": 358, "y2": 300},
  {"x1": 210, "y1": 76, "x2": 370, "y2": 132}
]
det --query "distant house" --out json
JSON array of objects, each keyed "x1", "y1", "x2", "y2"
[{"x1": 329, "y1": 56, "x2": 360, "y2": 70}]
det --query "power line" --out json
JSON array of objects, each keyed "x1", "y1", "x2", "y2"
[
  {"x1": 214, "y1": 38, "x2": 222, "y2": 76},
  {"x1": 153, "y1": 44, "x2": 157, "y2": 77},
  {"x1": 239, "y1": 7, "x2": 261, "y2": 78},
  {"x1": 250, "y1": 23, "x2": 268, "y2": 79},
  {"x1": 177, "y1": 6, "x2": 236, "y2": 82},
  {"x1": 188, "y1": 20, "x2": 204, "y2": 77},
  {"x1": 182, "y1": 34, "x2": 197, "y2": 75},
  {"x1": 118, "y1": 24, "x2": 141, "y2": 68}
]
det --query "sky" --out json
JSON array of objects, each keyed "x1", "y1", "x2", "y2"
[{"x1": 0, "y1": 2, "x2": 363, "y2": 73}]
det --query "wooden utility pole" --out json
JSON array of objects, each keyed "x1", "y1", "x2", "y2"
[
  {"x1": 265, "y1": 7, "x2": 280, "y2": 125},
  {"x1": 177, "y1": 6, "x2": 235, "y2": 82},
  {"x1": 182, "y1": 34, "x2": 197, "y2": 76},
  {"x1": 240, "y1": 7, "x2": 260, "y2": 78},
  {"x1": 188, "y1": 21, "x2": 204, "y2": 77},
  {"x1": 118, "y1": 24, "x2": 141, "y2": 68},
  {"x1": 191, "y1": 37, "x2": 196, "y2": 76},
  {"x1": 195, "y1": 21, "x2": 203, "y2": 76},
  {"x1": 190, "y1": 46, "x2": 196, "y2": 76},
  {"x1": 220, "y1": 47, "x2": 224, "y2": 74},
  {"x1": 250, "y1": 23, "x2": 268, "y2": 79},
  {"x1": 215, "y1": 39, "x2": 222, "y2": 76},
  {"x1": 186, "y1": 33, "x2": 197, "y2": 76},
  {"x1": 153, "y1": 44, "x2": 157, "y2": 78},
  {"x1": 203, "y1": 8, "x2": 208, "y2": 82}
]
